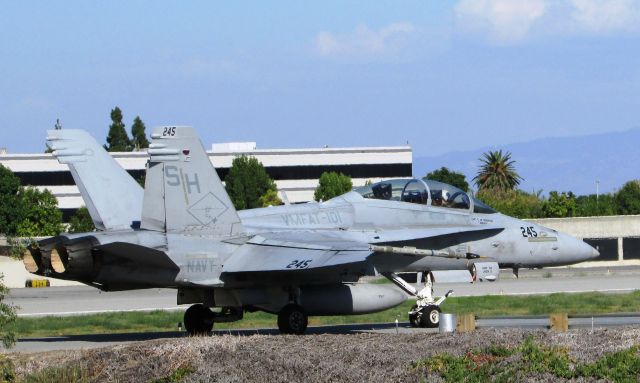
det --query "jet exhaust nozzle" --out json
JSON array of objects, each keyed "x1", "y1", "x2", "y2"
[
  {"x1": 48, "y1": 240, "x2": 95, "y2": 280},
  {"x1": 50, "y1": 245, "x2": 68, "y2": 274},
  {"x1": 22, "y1": 247, "x2": 43, "y2": 274}
]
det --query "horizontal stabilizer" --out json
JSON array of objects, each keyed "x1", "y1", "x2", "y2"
[
  {"x1": 46, "y1": 129, "x2": 143, "y2": 230},
  {"x1": 96, "y1": 241, "x2": 179, "y2": 271}
]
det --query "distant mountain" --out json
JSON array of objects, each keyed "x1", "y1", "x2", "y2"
[{"x1": 413, "y1": 128, "x2": 640, "y2": 196}]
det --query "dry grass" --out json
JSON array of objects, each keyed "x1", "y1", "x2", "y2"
[{"x1": 6, "y1": 327, "x2": 640, "y2": 382}]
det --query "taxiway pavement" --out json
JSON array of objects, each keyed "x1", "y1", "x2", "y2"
[{"x1": 8, "y1": 266, "x2": 640, "y2": 317}]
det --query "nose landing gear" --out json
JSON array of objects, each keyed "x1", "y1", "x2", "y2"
[
  {"x1": 409, "y1": 304, "x2": 443, "y2": 328},
  {"x1": 384, "y1": 272, "x2": 453, "y2": 328}
]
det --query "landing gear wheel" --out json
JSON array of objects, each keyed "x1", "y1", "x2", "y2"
[
  {"x1": 277, "y1": 304, "x2": 308, "y2": 335},
  {"x1": 184, "y1": 304, "x2": 213, "y2": 335},
  {"x1": 409, "y1": 304, "x2": 420, "y2": 328},
  {"x1": 419, "y1": 305, "x2": 441, "y2": 328}
]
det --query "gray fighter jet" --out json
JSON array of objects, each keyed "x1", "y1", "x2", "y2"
[{"x1": 25, "y1": 127, "x2": 599, "y2": 334}]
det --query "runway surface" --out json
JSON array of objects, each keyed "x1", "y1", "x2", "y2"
[
  {"x1": 4, "y1": 266, "x2": 639, "y2": 353},
  {"x1": 7, "y1": 266, "x2": 640, "y2": 317}
]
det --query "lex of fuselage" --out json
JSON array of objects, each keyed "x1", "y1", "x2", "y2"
[{"x1": 239, "y1": 178, "x2": 599, "y2": 274}]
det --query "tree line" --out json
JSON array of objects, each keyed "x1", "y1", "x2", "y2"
[
  {"x1": 3, "y1": 106, "x2": 639, "y2": 238},
  {"x1": 0, "y1": 106, "x2": 355, "y2": 236},
  {"x1": 104, "y1": 107, "x2": 150, "y2": 151},
  {"x1": 426, "y1": 150, "x2": 640, "y2": 219}
]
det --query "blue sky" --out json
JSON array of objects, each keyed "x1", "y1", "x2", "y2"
[{"x1": 1, "y1": 0, "x2": 639, "y2": 159}]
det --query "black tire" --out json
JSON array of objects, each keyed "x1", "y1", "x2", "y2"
[
  {"x1": 277, "y1": 304, "x2": 308, "y2": 335},
  {"x1": 419, "y1": 305, "x2": 441, "y2": 328},
  {"x1": 184, "y1": 304, "x2": 213, "y2": 335},
  {"x1": 409, "y1": 304, "x2": 420, "y2": 328}
]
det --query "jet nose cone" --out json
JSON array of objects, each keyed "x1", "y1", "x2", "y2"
[
  {"x1": 560, "y1": 234, "x2": 601, "y2": 264},
  {"x1": 579, "y1": 240, "x2": 600, "y2": 261}
]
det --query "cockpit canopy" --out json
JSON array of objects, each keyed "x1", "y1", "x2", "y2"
[{"x1": 354, "y1": 178, "x2": 497, "y2": 214}]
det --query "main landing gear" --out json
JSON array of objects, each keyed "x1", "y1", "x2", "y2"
[
  {"x1": 184, "y1": 304, "x2": 214, "y2": 335},
  {"x1": 183, "y1": 304, "x2": 243, "y2": 335},
  {"x1": 183, "y1": 302, "x2": 309, "y2": 335},
  {"x1": 277, "y1": 304, "x2": 308, "y2": 334},
  {"x1": 384, "y1": 272, "x2": 452, "y2": 328}
]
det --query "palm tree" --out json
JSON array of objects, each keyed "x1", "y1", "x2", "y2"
[{"x1": 473, "y1": 150, "x2": 523, "y2": 191}]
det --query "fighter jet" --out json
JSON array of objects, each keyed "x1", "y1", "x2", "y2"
[{"x1": 25, "y1": 127, "x2": 599, "y2": 334}]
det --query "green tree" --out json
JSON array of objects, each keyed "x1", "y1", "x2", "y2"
[
  {"x1": 575, "y1": 194, "x2": 616, "y2": 217},
  {"x1": 0, "y1": 276, "x2": 16, "y2": 348},
  {"x1": 314, "y1": 172, "x2": 353, "y2": 202},
  {"x1": 15, "y1": 187, "x2": 63, "y2": 237},
  {"x1": 68, "y1": 207, "x2": 96, "y2": 233},
  {"x1": 0, "y1": 165, "x2": 23, "y2": 236},
  {"x1": 105, "y1": 106, "x2": 131, "y2": 152},
  {"x1": 130, "y1": 116, "x2": 150, "y2": 150},
  {"x1": 258, "y1": 189, "x2": 282, "y2": 207},
  {"x1": 0, "y1": 165, "x2": 64, "y2": 237},
  {"x1": 473, "y1": 150, "x2": 523, "y2": 191},
  {"x1": 425, "y1": 167, "x2": 469, "y2": 191},
  {"x1": 542, "y1": 191, "x2": 577, "y2": 218},
  {"x1": 614, "y1": 180, "x2": 640, "y2": 215},
  {"x1": 476, "y1": 188, "x2": 544, "y2": 219},
  {"x1": 224, "y1": 155, "x2": 278, "y2": 210}
]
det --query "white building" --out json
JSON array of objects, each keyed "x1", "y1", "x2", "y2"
[{"x1": 0, "y1": 143, "x2": 413, "y2": 221}]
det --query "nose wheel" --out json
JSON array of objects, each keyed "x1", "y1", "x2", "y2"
[
  {"x1": 278, "y1": 304, "x2": 308, "y2": 334},
  {"x1": 384, "y1": 272, "x2": 452, "y2": 329},
  {"x1": 409, "y1": 304, "x2": 420, "y2": 327},
  {"x1": 409, "y1": 304, "x2": 442, "y2": 328},
  {"x1": 421, "y1": 305, "x2": 442, "y2": 328},
  {"x1": 184, "y1": 304, "x2": 214, "y2": 335}
]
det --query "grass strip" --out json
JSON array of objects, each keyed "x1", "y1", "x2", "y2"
[
  {"x1": 414, "y1": 335, "x2": 640, "y2": 382},
  {"x1": 13, "y1": 291, "x2": 640, "y2": 338}
]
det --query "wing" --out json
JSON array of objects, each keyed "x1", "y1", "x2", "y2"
[
  {"x1": 221, "y1": 224, "x2": 503, "y2": 273},
  {"x1": 223, "y1": 234, "x2": 371, "y2": 273},
  {"x1": 215, "y1": 234, "x2": 374, "y2": 287},
  {"x1": 213, "y1": 224, "x2": 504, "y2": 287}
]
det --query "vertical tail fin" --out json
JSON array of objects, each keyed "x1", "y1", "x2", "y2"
[
  {"x1": 141, "y1": 126, "x2": 244, "y2": 237},
  {"x1": 46, "y1": 130, "x2": 144, "y2": 230}
]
